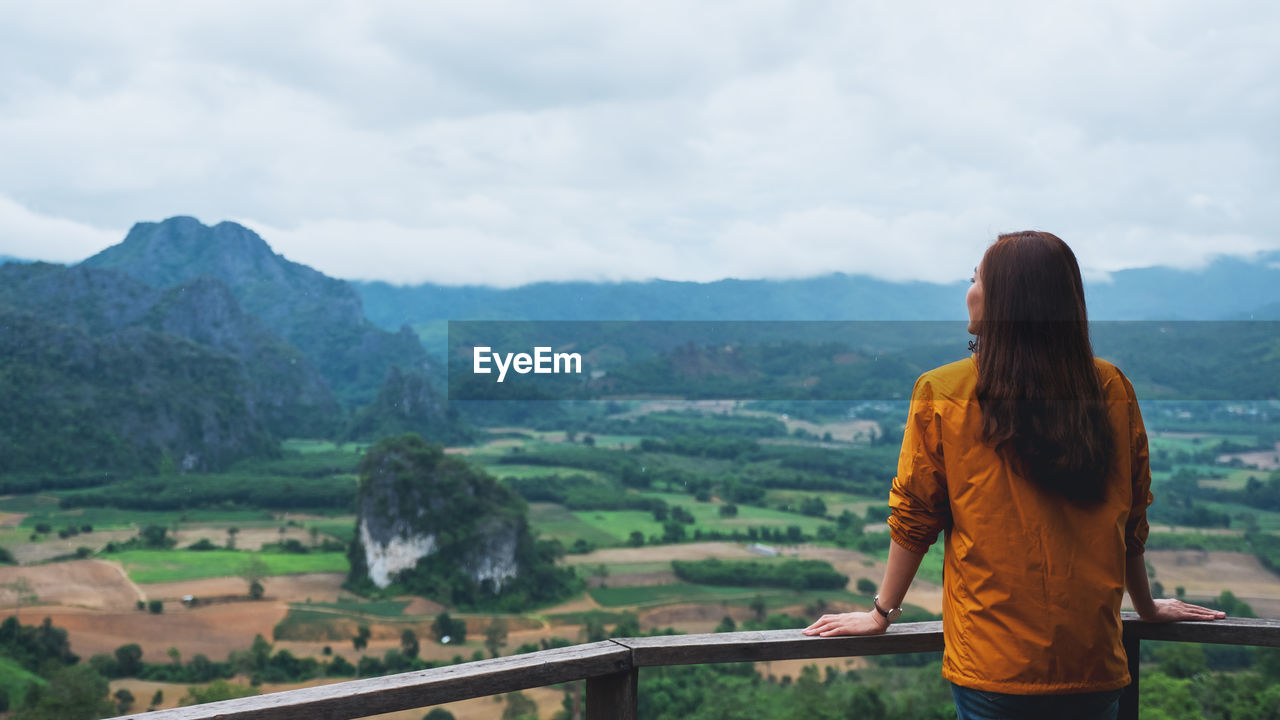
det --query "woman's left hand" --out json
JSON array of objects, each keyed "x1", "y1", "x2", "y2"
[{"x1": 802, "y1": 610, "x2": 889, "y2": 637}]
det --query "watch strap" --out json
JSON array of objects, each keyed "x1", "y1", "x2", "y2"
[{"x1": 873, "y1": 594, "x2": 902, "y2": 622}]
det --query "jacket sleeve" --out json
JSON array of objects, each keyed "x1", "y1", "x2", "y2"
[
  {"x1": 887, "y1": 375, "x2": 951, "y2": 554},
  {"x1": 1120, "y1": 371, "x2": 1153, "y2": 556}
]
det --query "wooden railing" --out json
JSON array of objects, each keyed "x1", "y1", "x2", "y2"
[{"x1": 118, "y1": 614, "x2": 1280, "y2": 720}]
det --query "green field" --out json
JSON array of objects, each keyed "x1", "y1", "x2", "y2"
[
  {"x1": 563, "y1": 491, "x2": 835, "y2": 544},
  {"x1": 545, "y1": 609, "x2": 630, "y2": 626},
  {"x1": 1147, "y1": 432, "x2": 1259, "y2": 454},
  {"x1": 528, "y1": 503, "x2": 619, "y2": 548},
  {"x1": 485, "y1": 464, "x2": 609, "y2": 482},
  {"x1": 109, "y1": 549, "x2": 349, "y2": 583},
  {"x1": 581, "y1": 561, "x2": 673, "y2": 575},
  {"x1": 306, "y1": 517, "x2": 358, "y2": 543},
  {"x1": 762, "y1": 489, "x2": 883, "y2": 517},
  {"x1": 574, "y1": 435, "x2": 644, "y2": 449}
]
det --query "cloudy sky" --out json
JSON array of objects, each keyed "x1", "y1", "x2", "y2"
[{"x1": 1, "y1": 1, "x2": 1276, "y2": 286}]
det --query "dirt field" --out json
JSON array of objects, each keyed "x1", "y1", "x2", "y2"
[
  {"x1": 166, "y1": 525, "x2": 336, "y2": 551},
  {"x1": 565, "y1": 541, "x2": 766, "y2": 566},
  {"x1": 1145, "y1": 550, "x2": 1280, "y2": 617},
  {"x1": 137, "y1": 572, "x2": 347, "y2": 604},
  {"x1": 3, "y1": 601, "x2": 288, "y2": 663},
  {"x1": 791, "y1": 545, "x2": 945, "y2": 614},
  {"x1": 565, "y1": 541, "x2": 946, "y2": 615},
  {"x1": 5, "y1": 528, "x2": 138, "y2": 564},
  {"x1": 0, "y1": 558, "x2": 140, "y2": 610},
  {"x1": 1216, "y1": 442, "x2": 1280, "y2": 470}
]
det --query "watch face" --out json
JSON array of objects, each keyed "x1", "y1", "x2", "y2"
[{"x1": 886, "y1": 607, "x2": 903, "y2": 622}]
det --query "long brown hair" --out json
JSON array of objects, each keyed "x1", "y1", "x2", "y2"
[{"x1": 973, "y1": 231, "x2": 1114, "y2": 503}]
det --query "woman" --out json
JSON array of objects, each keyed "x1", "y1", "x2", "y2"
[{"x1": 803, "y1": 231, "x2": 1225, "y2": 720}]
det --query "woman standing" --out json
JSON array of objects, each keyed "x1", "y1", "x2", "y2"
[{"x1": 803, "y1": 231, "x2": 1225, "y2": 720}]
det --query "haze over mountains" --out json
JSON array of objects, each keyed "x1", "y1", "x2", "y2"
[
  {"x1": 353, "y1": 250, "x2": 1280, "y2": 326},
  {"x1": 2, "y1": 216, "x2": 1277, "y2": 474}
]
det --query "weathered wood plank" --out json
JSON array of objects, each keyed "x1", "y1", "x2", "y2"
[
  {"x1": 1121, "y1": 614, "x2": 1280, "y2": 646},
  {"x1": 615, "y1": 622, "x2": 945, "y2": 667},
  {"x1": 115, "y1": 641, "x2": 631, "y2": 720},
  {"x1": 585, "y1": 668, "x2": 638, "y2": 720},
  {"x1": 110, "y1": 617, "x2": 1280, "y2": 719}
]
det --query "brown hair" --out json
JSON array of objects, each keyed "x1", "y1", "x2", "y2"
[{"x1": 973, "y1": 231, "x2": 1114, "y2": 503}]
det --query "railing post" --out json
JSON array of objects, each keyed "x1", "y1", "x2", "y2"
[
  {"x1": 585, "y1": 667, "x2": 638, "y2": 720},
  {"x1": 1119, "y1": 632, "x2": 1140, "y2": 720}
]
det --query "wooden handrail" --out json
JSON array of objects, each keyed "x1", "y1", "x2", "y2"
[{"x1": 116, "y1": 615, "x2": 1280, "y2": 720}]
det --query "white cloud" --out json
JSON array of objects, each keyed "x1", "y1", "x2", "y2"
[
  {"x1": 0, "y1": 1, "x2": 1276, "y2": 285},
  {"x1": 0, "y1": 195, "x2": 118, "y2": 261}
]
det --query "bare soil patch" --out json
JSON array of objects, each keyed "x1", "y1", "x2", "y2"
[
  {"x1": 6, "y1": 529, "x2": 136, "y2": 564},
  {"x1": 3, "y1": 601, "x2": 288, "y2": 663},
  {"x1": 0, "y1": 558, "x2": 140, "y2": 610},
  {"x1": 137, "y1": 572, "x2": 346, "y2": 604},
  {"x1": 566, "y1": 541, "x2": 764, "y2": 566},
  {"x1": 1216, "y1": 443, "x2": 1280, "y2": 470},
  {"x1": 589, "y1": 570, "x2": 677, "y2": 588},
  {"x1": 790, "y1": 545, "x2": 945, "y2": 614},
  {"x1": 1145, "y1": 550, "x2": 1280, "y2": 611},
  {"x1": 169, "y1": 526, "x2": 328, "y2": 551}
]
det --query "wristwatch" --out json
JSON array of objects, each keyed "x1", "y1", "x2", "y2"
[{"x1": 873, "y1": 594, "x2": 903, "y2": 623}]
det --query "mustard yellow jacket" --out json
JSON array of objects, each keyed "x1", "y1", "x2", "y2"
[{"x1": 887, "y1": 356, "x2": 1151, "y2": 694}]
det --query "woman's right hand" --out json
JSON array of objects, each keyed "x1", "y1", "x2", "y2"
[{"x1": 1138, "y1": 598, "x2": 1227, "y2": 623}]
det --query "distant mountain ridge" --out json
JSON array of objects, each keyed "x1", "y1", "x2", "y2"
[
  {"x1": 354, "y1": 250, "x2": 1280, "y2": 325},
  {"x1": 0, "y1": 217, "x2": 464, "y2": 474},
  {"x1": 81, "y1": 217, "x2": 432, "y2": 408}
]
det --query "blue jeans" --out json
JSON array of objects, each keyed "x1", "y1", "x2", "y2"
[{"x1": 951, "y1": 683, "x2": 1124, "y2": 720}]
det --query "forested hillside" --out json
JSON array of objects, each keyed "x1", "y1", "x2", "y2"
[
  {"x1": 81, "y1": 217, "x2": 434, "y2": 409},
  {"x1": 0, "y1": 218, "x2": 465, "y2": 472}
]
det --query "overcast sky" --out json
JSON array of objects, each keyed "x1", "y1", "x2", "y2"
[{"x1": 1, "y1": 1, "x2": 1276, "y2": 286}]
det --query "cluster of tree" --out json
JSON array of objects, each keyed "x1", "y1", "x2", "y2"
[
  {"x1": 493, "y1": 444, "x2": 643, "y2": 481},
  {"x1": 0, "y1": 473, "x2": 117, "y2": 494},
  {"x1": 230, "y1": 448, "x2": 361, "y2": 477},
  {"x1": 504, "y1": 438, "x2": 896, "y2": 509},
  {"x1": 639, "y1": 435, "x2": 759, "y2": 459},
  {"x1": 590, "y1": 410, "x2": 786, "y2": 438},
  {"x1": 0, "y1": 617, "x2": 78, "y2": 674},
  {"x1": 0, "y1": 616, "x2": 114, "y2": 719},
  {"x1": 672, "y1": 559, "x2": 848, "y2": 591},
  {"x1": 1150, "y1": 467, "x2": 1280, "y2": 526},
  {"x1": 101, "y1": 524, "x2": 176, "y2": 552},
  {"x1": 501, "y1": 473, "x2": 665, "y2": 512},
  {"x1": 58, "y1": 471, "x2": 356, "y2": 511},
  {"x1": 637, "y1": 661, "x2": 952, "y2": 720},
  {"x1": 1134, "y1": 640, "x2": 1280, "y2": 720}
]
